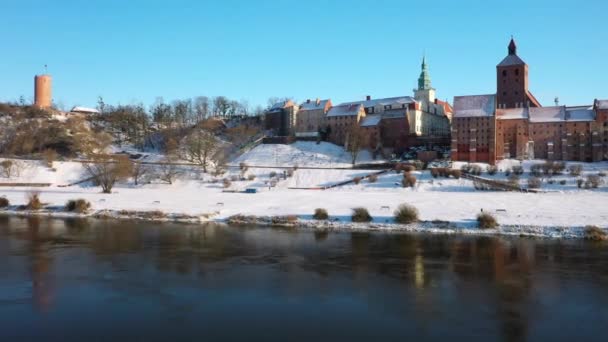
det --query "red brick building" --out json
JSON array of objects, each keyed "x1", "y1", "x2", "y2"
[{"x1": 452, "y1": 38, "x2": 608, "y2": 164}]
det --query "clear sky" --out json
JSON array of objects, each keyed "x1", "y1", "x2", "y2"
[{"x1": 1, "y1": 0, "x2": 607, "y2": 110}]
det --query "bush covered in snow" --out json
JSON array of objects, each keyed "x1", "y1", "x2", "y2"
[
  {"x1": 25, "y1": 192, "x2": 43, "y2": 210},
  {"x1": 394, "y1": 204, "x2": 419, "y2": 224},
  {"x1": 402, "y1": 174, "x2": 417, "y2": 188},
  {"x1": 0, "y1": 197, "x2": 9, "y2": 208},
  {"x1": 584, "y1": 226, "x2": 607, "y2": 241},
  {"x1": 585, "y1": 175, "x2": 603, "y2": 189},
  {"x1": 477, "y1": 212, "x2": 498, "y2": 229},
  {"x1": 512, "y1": 165, "x2": 524, "y2": 176},
  {"x1": 351, "y1": 207, "x2": 372, "y2": 223},
  {"x1": 65, "y1": 199, "x2": 91, "y2": 213},
  {"x1": 353, "y1": 177, "x2": 362, "y2": 185},
  {"x1": 247, "y1": 174, "x2": 256, "y2": 181},
  {"x1": 368, "y1": 174, "x2": 378, "y2": 183},
  {"x1": 222, "y1": 179, "x2": 232, "y2": 188},
  {"x1": 486, "y1": 165, "x2": 498, "y2": 175},
  {"x1": 313, "y1": 208, "x2": 329, "y2": 220},
  {"x1": 569, "y1": 164, "x2": 583, "y2": 176},
  {"x1": 528, "y1": 177, "x2": 542, "y2": 189}
]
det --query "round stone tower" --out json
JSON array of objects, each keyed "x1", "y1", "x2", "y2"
[{"x1": 34, "y1": 74, "x2": 52, "y2": 109}]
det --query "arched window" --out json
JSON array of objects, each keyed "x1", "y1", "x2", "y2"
[
  {"x1": 515, "y1": 69, "x2": 519, "y2": 76},
  {"x1": 502, "y1": 70, "x2": 507, "y2": 77}
]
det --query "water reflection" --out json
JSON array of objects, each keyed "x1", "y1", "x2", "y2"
[{"x1": 0, "y1": 215, "x2": 607, "y2": 341}]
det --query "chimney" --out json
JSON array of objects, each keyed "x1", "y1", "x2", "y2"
[
  {"x1": 306, "y1": 99, "x2": 311, "y2": 103},
  {"x1": 366, "y1": 95, "x2": 371, "y2": 101},
  {"x1": 316, "y1": 98, "x2": 320, "y2": 105}
]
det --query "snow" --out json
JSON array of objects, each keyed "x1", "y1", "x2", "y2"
[
  {"x1": 1, "y1": 145, "x2": 607, "y2": 237},
  {"x1": 453, "y1": 95, "x2": 495, "y2": 117},
  {"x1": 232, "y1": 141, "x2": 375, "y2": 167}
]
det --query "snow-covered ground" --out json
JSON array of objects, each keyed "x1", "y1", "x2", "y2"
[
  {"x1": 1, "y1": 142, "x2": 607, "y2": 237},
  {"x1": 232, "y1": 141, "x2": 376, "y2": 167}
]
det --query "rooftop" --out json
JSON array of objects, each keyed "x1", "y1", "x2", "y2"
[
  {"x1": 300, "y1": 99, "x2": 330, "y2": 111},
  {"x1": 327, "y1": 103, "x2": 364, "y2": 117},
  {"x1": 339, "y1": 96, "x2": 415, "y2": 108},
  {"x1": 360, "y1": 114, "x2": 382, "y2": 127},
  {"x1": 453, "y1": 94, "x2": 496, "y2": 118}
]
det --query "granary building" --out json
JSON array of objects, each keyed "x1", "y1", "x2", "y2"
[{"x1": 452, "y1": 38, "x2": 608, "y2": 164}]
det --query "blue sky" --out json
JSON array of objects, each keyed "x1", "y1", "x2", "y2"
[{"x1": 1, "y1": 0, "x2": 607, "y2": 110}]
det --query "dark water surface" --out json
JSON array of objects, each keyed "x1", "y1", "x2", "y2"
[{"x1": 0, "y1": 215, "x2": 607, "y2": 341}]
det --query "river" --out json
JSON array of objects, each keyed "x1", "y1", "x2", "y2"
[{"x1": 0, "y1": 215, "x2": 607, "y2": 341}]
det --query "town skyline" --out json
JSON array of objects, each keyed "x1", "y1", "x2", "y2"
[{"x1": 1, "y1": 0, "x2": 607, "y2": 109}]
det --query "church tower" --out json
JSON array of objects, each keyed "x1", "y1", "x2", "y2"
[
  {"x1": 414, "y1": 56, "x2": 436, "y2": 105},
  {"x1": 496, "y1": 37, "x2": 539, "y2": 109}
]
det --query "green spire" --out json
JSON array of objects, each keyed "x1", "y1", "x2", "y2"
[{"x1": 418, "y1": 56, "x2": 432, "y2": 90}]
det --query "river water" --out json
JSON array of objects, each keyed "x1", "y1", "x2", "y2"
[{"x1": 0, "y1": 215, "x2": 607, "y2": 341}]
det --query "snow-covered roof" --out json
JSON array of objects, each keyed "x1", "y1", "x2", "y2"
[
  {"x1": 70, "y1": 106, "x2": 100, "y2": 114},
  {"x1": 300, "y1": 99, "x2": 330, "y2": 111},
  {"x1": 529, "y1": 107, "x2": 565, "y2": 123},
  {"x1": 360, "y1": 114, "x2": 382, "y2": 127},
  {"x1": 453, "y1": 95, "x2": 495, "y2": 118},
  {"x1": 496, "y1": 108, "x2": 527, "y2": 120},
  {"x1": 566, "y1": 106, "x2": 595, "y2": 121},
  {"x1": 497, "y1": 54, "x2": 526, "y2": 67},
  {"x1": 596, "y1": 100, "x2": 608, "y2": 110},
  {"x1": 268, "y1": 100, "x2": 294, "y2": 113},
  {"x1": 339, "y1": 96, "x2": 415, "y2": 108},
  {"x1": 327, "y1": 104, "x2": 363, "y2": 117}
]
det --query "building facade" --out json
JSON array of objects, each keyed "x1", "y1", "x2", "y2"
[
  {"x1": 452, "y1": 38, "x2": 608, "y2": 164},
  {"x1": 295, "y1": 98, "x2": 332, "y2": 137},
  {"x1": 264, "y1": 100, "x2": 298, "y2": 137}
]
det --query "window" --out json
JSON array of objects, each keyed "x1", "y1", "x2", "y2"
[
  {"x1": 515, "y1": 69, "x2": 519, "y2": 76},
  {"x1": 502, "y1": 70, "x2": 507, "y2": 77}
]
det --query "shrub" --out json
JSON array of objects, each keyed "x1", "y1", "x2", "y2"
[
  {"x1": 368, "y1": 174, "x2": 378, "y2": 183},
  {"x1": 402, "y1": 165, "x2": 416, "y2": 173},
  {"x1": 528, "y1": 177, "x2": 542, "y2": 189},
  {"x1": 142, "y1": 210, "x2": 167, "y2": 219},
  {"x1": 568, "y1": 164, "x2": 583, "y2": 176},
  {"x1": 313, "y1": 208, "x2": 329, "y2": 220},
  {"x1": 552, "y1": 161, "x2": 566, "y2": 175},
  {"x1": 394, "y1": 204, "x2": 419, "y2": 224},
  {"x1": 42, "y1": 148, "x2": 58, "y2": 168},
  {"x1": 461, "y1": 164, "x2": 472, "y2": 174},
  {"x1": 559, "y1": 180, "x2": 567, "y2": 185},
  {"x1": 286, "y1": 168, "x2": 295, "y2": 177},
  {"x1": 351, "y1": 207, "x2": 372, "y2": 223},
  {"x1": 269, "y1": 171, "x2": 277, "y2": 178},
  {"x1": 504, "y1": 168, "x2": 512, "y2": 176},
  {"x1": 512, "y1": 165, "x2": 524, "y2": 176},
  {"x1": 598, "y1": 171, "x2": 607, "y2": 177},
  {"x1": 402, "y1": 174, "x2": 417, "y2": 188},
  {"x1": 239, "y1": 162, "x2": 249, "y2": 172},
  {"x1": 222, "y1": 179, "x2": 232, "y2": 188},
  {"x1": 26, "y1": 192, "x2": 43, "y2": 210},
  {"x1": 530, "y1": 164, "x2": 542, "y2": 177},
  {"x1": 353, "y1": 177, "x2": 362, "y2": 185},
  {"x1": 577, "y1": 178, "x2": 584, "y2": 188},
  {"x1": 0, "y1": 197, "x2": 9, "y2": 208},
  {"x1": 586, "y1": 175, "x2": 602, "y2": 189},
  {"x1": 470, "y1": 165, "x2": 483, "y2": 176},
  {"x1": 247, "y1": 174, "x2": 256, "y2": 181},
  {"x1": 584, "y1": 226, "x2": 607, "y2": 241},
  {"x1": 450, "y1": 169, "x2": 462, "y2": 179},
  {"x1": 508, "y1": 174, "x2": 520, "y2": 186},
  {"x1": 430, "y1": 168, "x2": 439, "y2": 178},
  {"x1": 477, "y1": 212, "x2": 498, "y2": 229},
  {"x1": 65, "y1": 199, "x2": 91, "y2": 213},
  {"x1": 0, "y1": 160, "x2": 22, "y2": 178},
  {"x1": 547, "y1": 179, "x2": 555, "y2": 185},
  {"x1": 487, "y1": 165, "x2": 498, "y2": 175}
]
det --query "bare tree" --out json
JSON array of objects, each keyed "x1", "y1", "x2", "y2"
[
  {"x1": 83, "y1": 154, "x2": 133, "y2": 193},
  {"x1": 0, "y1": 160, "x2": 24, "y2": 178},
  {"x1": 181, "y1": 130, "x2": 219, "y2": 173},
  {"x1": 193, "y1": 96, "x2": 210, "y2": 123},
  {"x1": 157, "y1": 157, "x2": 181, "y2": 185},
  {"x1": 346, "y1": 123, "x2": 369, "y2": 165},
  {"x1": 131, "y1": 162, "x2": 150, "y2": 186}
]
